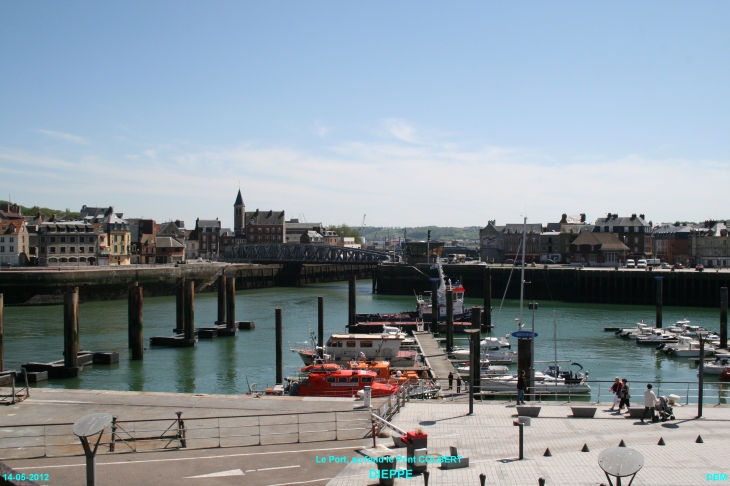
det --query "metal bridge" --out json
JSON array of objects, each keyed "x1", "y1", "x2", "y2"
[{"x1": 232, "y1": 244, "x2": 388, "y2": 264}]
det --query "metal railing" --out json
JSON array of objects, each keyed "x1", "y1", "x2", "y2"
[
  {"x1": 0, "y1": 409, "x2": 371, "y2": 461},
  {"x1": 0, "y1": 370, "x2": 30, "y2": 405}
]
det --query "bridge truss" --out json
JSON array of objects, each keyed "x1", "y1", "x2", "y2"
[{"x1": 233, "y1": 244, "x2": 388, "y2": 264}]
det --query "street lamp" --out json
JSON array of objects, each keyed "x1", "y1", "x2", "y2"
[
  {"x1": 465, "y1": 329, "x2": 480, "y2": 415},
  {"x1": 696, "y1": 330, "x2": 712, "y2": 418}
]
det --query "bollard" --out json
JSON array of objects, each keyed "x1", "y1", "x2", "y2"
[
  {"x1": 515, "y1": 421, "x2": 524, "y2": 460},
  {"x1": 483, "y1": 268, "x2": 492, "y2": 329},
  {"x1": 175, "y1": 277, "x2": 185, "y2": 334},
  {"x1": 363, "y1": 385, "x2": 372, "y2": 408},
  {"x1": 538, "y1": 478, "x2": 546, "y2": 486},
  {"x1": 348, "y1": 276, "x2": 356, "y2": 331},
  {"x1": 276, "y1": 308, "x2": 283, "y2": 384},
  {"x1": 226, "y1": 276, "x2": 236, "y2": 330},
  {"x1": 0, "y1": 293, "x2": 4, "y2": 372},
  {"x1": 431, "y1": 279, "x2": 439, "y2": 334},
  {"x1": 129, "y1": 284, "x2": 144, "y2": 360},
  {"x1": 184, "y1": 280, "x2": 195, "y2": 342},
  {"x1": 176, "y1": 411, "x2": 187, "y2": 448},
  {"x1": 721, "y1": 287, "x2": 728, "y2": 350},
  {"x1": 318, "y1": 296, "x2": 324, "y2": 359},
  {"x1": 423, "y1": 470, "x2": 430, "y2": 486},
  {"x1": 479, "y1": 473, "x2": 486, "y2": 486},
  {"x1": 217, "y1": 275, "x2": 227, "y2": 325},
  {"x1": 64, "y1": 288, "x2": 79, "y2": 369},
  {"x1": 110, "y1": 416, "x2": 118, "y2": 452},
  {"x1": 446, "y1": 289, "x2": 454, "y2": 352},
  {"x1": 655, "y1": 276, "x2": 663, "y2": 328}
]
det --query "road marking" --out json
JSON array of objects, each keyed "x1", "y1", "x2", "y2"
[
  {"x1": 15, "y1": 445, "x2": 357, "y2": 469},
  {"x1": 247, "y1": 465, "x2": 300, "y2": 472},
  {"x1": 26, "y1": 399, "x2": 97, "y2": 405},
  {"x1": 185, "y1": 469, "x2": 244, "y2": 478},
  {"x1": 267, "y1": 479, "x2": 331, "y2": 486}
]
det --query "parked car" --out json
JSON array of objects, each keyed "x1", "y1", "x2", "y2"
[
  {"x1": 637, "y1": 259, "x2": 648, "y2": 268},
  {"x1": 673, "y1": 263, "x2": 684, "y2": 270},
  {"x1": 661, "y1": 262, "x2": 670, "y2": 269},
  {"x1": 514, "y1": 260, "x2": 523, "y2": 266},
  {"x1": 504, "y1": 259, "x2": 515, "y2": 264},
  {"x1": 696, "y1": 264, "x2": 704, "y2": 272},
  {"x1": 626, "y1": 259, "x2": 636, "y2": 268}
]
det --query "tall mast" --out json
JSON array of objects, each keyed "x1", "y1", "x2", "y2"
[{"x1": 519, "y1": 216, "x2": 527, "y2": 328}]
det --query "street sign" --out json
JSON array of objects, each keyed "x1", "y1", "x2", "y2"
[{"x1": 511, "y1": 331, "x2": 538, "y2": 339}]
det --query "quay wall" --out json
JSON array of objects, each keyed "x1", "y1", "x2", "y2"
[
  {"x1": 375, "y1": 263, "x2": 730, "y2": 308},
  {"x1": 0, "y1": 263, "x2": 375, "y2": 306}
]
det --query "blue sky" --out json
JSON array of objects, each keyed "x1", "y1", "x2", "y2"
[{"x1": 1, "y1": 2, "x2": 728, "y2": 230}]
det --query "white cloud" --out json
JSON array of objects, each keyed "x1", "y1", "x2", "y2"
[
  {"x1": 379, "y1": 118, "x2": 420, "y2": 144},
  {"x1": 37, "y1": 129, "x2": 88, "y2": 145},
  {"x1": 312, "y1": 120, "x2": 329, "y2": 138}
]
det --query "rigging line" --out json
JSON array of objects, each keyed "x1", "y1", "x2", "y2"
[{"x1": 493, "y1": 235, "x2": 524, "y2": 329}]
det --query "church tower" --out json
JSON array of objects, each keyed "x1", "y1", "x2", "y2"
[{"x1": 234, "y1": 189, "x2": 245, "y2": 239}]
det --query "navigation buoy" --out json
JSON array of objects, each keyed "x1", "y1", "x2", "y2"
[
  {"x1": 696, "y1": 435, "x2": 704, "y2": 443},
  {"x1": 618, "y1": 439, "x2": 626, "y2": 447},
  {"x1": 581, "y1": 443, "x2": 590, "y2": 452},
  {"x1": 658, "y1": 437, "x2": 665, "y2": 446},
  {"x1": 543, "y1": 448, "x2": 552, "y2": 457}
]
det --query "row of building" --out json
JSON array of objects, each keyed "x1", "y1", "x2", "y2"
[
  {"x1": 479, "y1": 213, "x2": 730, "y2": 268},
  {"x1": 0, "y1": 190, "x2": 359, "y2": 267}
]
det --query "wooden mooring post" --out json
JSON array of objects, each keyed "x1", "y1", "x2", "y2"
[
  {"x1": 184, "y1": 280, "x2": 195, "y2": 343},
  {"x1": 446, "y1": 289, "x2": 454, "y2": 352},
  {"x1": 655, "y1": 276, "x2": 663, "y2": 329},
  {"x1": 318, "y1": 296, "x2": 324, "y2": 359},
  {"x1": 431, "y1": 279, "x2": 439, "y2": 334},
  {"x1": 226, "y1": 277, "x2": 236, "y2": 330},
  {"x1": 175, "y1": 277, "x2": 185, "y2": 334},
  {"x1": 217, "y1": 275, "x2": 227, "y2": 325},
  {"x1": 64, "y1": 288, "x2": 80, "y2": 371},
  {"x1": 128, "y1": 283, "x2": 144, "y2": 360},
  {"x1": 483, "y1": 269, "x2": 492, "y2": 329},
  {"x1": 721, "y1": 287, "x2": 728, "y2": 350},
  {"x1": 276, "y1": 308, "x2": 283, "y2": 384},
  {"x1": 348, "y1": 276, "x2": 356, "y2": 331}
]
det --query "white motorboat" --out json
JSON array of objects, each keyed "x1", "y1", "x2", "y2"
[
  {"x1": 664, "y1": 336, "x2": 716, "y2": 357},
  {"x1": 617, "y1": 322, "x2": 653, "y2": 340},
  {"x1": 291, "y1": 332, "x2": 417, "y2": 365},
  {"x1": 450, "y1": 335, "x2": 512, "y2": 360},
  {"x1": 636, "y1": 329, "x2": 679, "y2": 345},
  {"x1": 479, "y1": 374, "x2": 590, "y2": 394},
  {"x1": 382, "y1": 325, "x2": 416, "y2": 346},
  {"x1": 700, "y1": 357, "x2": 730, "y2": 374}
]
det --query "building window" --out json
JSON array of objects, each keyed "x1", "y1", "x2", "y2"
[
  {"x1": 278, "y1": 227, "x2": 281, "y2": 233},
  {"x1": 89, "y1": 236, "x2": 94, "y2": 243},
  {"x1": 258, "y1": 228, "x2": 262, "y2": 233},
  {"x1": 266, "y1": 228, "x2": 270, "y2": 234},
  {"x1": 88, "y1": 247, "x2": 94, "y2": 253},
  {"x1": 114, "y1": 245, "x2": 118, "y2": 253},
  {"x1": 624, "y1": 227, "x2": 629, "y2": 232},
  {"x1": 60, "y1": 236, "x2": 66, "y2": 243},
  {"x1": 79, "y1": 236, "x2": 85, "y2": 243},
  {"x1": 70, "y1": 247, "x2": 76, "y2": 253},
  {"x1": 41, "y1": 237, "x2": 46, "y2": 243},
  {"x1": 50, "y1": 237, "x2": 56, "y2": 243},
  {"x1": 79, "y1": 247, "x2": 85, "y2": 253},
  {"x1": 50, "y1": 247, "x2": 56, "y2": 253},
  {"x1": 0, "y1": 246, "x2": 3, "y2": 252},
  {"x1": 634, "y1": 237, "x2": 638, "y2": 244},
  {"x1": 60, "y1": 247, "x2": 66, "y2": 253},
  {"x1": 70, "y1": 236, "x2": 76, "y2": 243}
]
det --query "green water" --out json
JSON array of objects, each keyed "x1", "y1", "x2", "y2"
[{"x1": 1, "y1": 280, "x2": 723, "y2": 399}]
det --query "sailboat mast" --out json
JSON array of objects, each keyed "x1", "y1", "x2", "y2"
[{"x1": 519, "y1": 216, "x2": 527, "y2": 328}]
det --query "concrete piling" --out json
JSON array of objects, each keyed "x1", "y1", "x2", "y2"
[
  {"x1": 430, "y1": 279, "x2": 439, "y2": 334},
  {"x1": 0, "y1": 293, "x2": 3, "y2": 372},
  {"x1": 217, "y1": 275, "x2": 227, "y2": 325},
  {"x1": 318, "y1": 297, "x2": 324, "y2": 359},
  {"x1": 483, "y1": 269, "x2": 492, "y2": 329},
  {"x1": 517, "y1": 338, "x2": 531, "y2": 390},
  {"x1": 276, "y1": 308, "x2": 283, "y2": 384},
  {"x1": 721, "y1": 287, "x2": 728, "y2": 349},
  {"x1": 226, "y1": 277, "x2": 236, "y2": 330},
  {"x1": 129, "y1": 283, "x2": 144, "y2": 360},
  {"x1": 175, "y1": 277, "x2": 185, "y2": 334},
  {"x1": 656, "y1": 276, "x2": 663, "y2": 328},
  {"x1": 64, "y1": 288, "x2": 79, "y2": 370},
  {"x1": 184, "y1": 280, "x2": 195, "y2": 342},
  {"x1": 348, "y1": 276, "x2": 356, "y2": 331},
  {"x1": 446, "y1": 289, "x2": 454, "y2": 352}
]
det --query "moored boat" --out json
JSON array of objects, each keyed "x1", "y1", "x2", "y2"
[
  {"x1": 290, "y1": 332, "x2": 418, "y2": 365},
  {"x1": 287, "y1": 364, "x2": 399, "y2": 397}
]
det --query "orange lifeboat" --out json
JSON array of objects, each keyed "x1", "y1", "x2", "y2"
[{"x1": 290, "y1": 367, "x2": 399, "y2": 397}]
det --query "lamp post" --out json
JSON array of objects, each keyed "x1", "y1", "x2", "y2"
[
  {"x1": 696, "y1": 330, "x2": 711, "y2": 418},
  {"x1": 465, "y1": 329, "x2": 480, "y2": 415}
]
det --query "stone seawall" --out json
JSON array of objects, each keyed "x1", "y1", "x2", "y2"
[
  {"x1": 0, "y1": 263, "x2": 375, "y2": 305},
  {"x1": 375, "y1": 263, "x2": 730, "y2": 308}
]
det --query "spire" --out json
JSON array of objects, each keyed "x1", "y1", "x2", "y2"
[{"x1": 234, "y1": 189, "x2": 244, "y2": 206}]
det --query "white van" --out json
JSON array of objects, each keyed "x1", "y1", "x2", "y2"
[
  {"x1": 626, "y1": 259, "x2": 636, "y2": 268},
  {"x1": 637, "y1": 259, "x2": 648, "y2": 268},
  {"x1": 647, "y1": 258, "x2": 661, "y2": 266}
]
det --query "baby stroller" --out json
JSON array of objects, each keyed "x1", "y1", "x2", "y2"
[{"x1": 656, "y1": 396, "x2": 675, "y2": 421}]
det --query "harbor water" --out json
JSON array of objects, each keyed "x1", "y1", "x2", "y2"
[{"x1": 2, "y1": 279, "x2": 725, "y2": 400}]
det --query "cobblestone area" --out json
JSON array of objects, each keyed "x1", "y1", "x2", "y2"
[{"x1": 327, "y1": 401, "x2": 730, "y2": 486}]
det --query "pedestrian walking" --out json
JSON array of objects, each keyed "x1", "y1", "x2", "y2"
[
  {"x1": 641, "y1": 384, "x2": 657, "y2": 423},
  {"x1": 516, "y1": 370, "x2": 527, "y2": 405},
  {"x1": 609, "y1": 376, "x2": 623, "y2": 411},
  {"x1": 618, "y1": 379, "x2": 631, "y2": 412},
  {"x1": 456, "y1": 376, "x2": 462, "y2": 393},
  {"x1": 448, "y1": 372, "x2": 453, "y2": 390}
]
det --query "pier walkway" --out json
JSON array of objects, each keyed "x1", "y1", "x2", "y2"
[
  {"x1": 412, "y1": 331, "x2": 458, "y2": 386},
  {"x1": 329, "y1": 400, "x2": 730, "y2": 486}
]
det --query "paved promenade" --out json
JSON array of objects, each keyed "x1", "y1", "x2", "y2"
[{"x1": 328, "y1": 400, "x2": 730, "y2": 486}]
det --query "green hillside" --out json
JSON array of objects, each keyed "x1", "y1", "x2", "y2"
[{"x1": 0, "y1": 200, "x2": 81, "y2": 220}]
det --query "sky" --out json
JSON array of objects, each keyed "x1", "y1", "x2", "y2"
[{"x1": 1, "y1": 2, "x2": 728, "y2": 230}]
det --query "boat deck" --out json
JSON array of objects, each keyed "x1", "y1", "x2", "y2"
[{"x1": 412, "y1": 331, "x2": 457, "y2": 382}]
